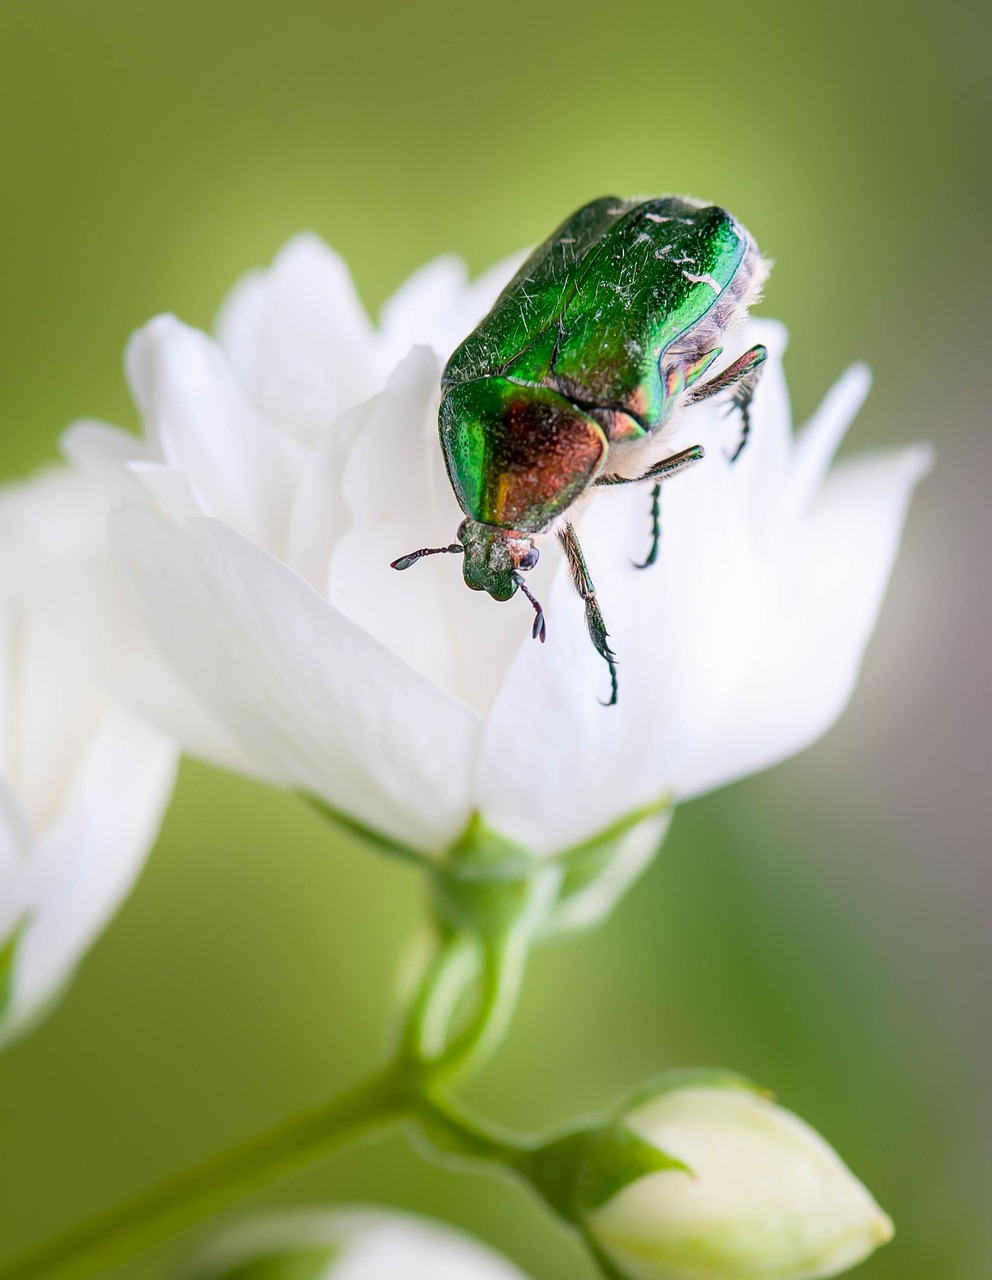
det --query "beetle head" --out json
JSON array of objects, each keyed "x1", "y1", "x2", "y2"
[{"x1": 457, "y1": 519, "x2": 546, "y2": 641}]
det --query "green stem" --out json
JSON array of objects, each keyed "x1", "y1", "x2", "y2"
[
  {"x1": 426, "y1": 929, "x2": 529, "y2": 1084},
  {"x1": 411, "y1": 1089, "x2": 537, "y2": 1181},
  {"x1": 0, "y1": 1068, "x2": 406, "y2": 1280}
]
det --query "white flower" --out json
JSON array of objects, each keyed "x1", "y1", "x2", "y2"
[
  {"x1": 580, "y1": 1078, "x2": 893, "y2": 1280},
  {"x1": 188, "y1": 1207, "x2": 529, "y2": 1280},
  {"x1": 0, "y1": 466, "x2": 178, "y2": 1047},
  {"x1": 84, "y1": 233, "x2": 930, "y2": 875}
]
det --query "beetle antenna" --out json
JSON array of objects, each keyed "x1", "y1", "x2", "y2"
[
  {"x1": 513, "y1": 572, "x2": 547, "y2": 643},
  {"x1": 390, "y1": 544, "x2": 464, "y2": 571}
]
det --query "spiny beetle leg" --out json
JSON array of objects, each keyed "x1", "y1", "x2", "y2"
[
  {"x1": 595, "y1": 444, "x2": 705, "y2": 488},
  {"x1": 595, "y1": 445, "x2": 704, "y2": 570},
  {"x1": 634, "y1": 481, "x2": 662, "y2": 569},
  {"x1": 686, "y1": 343, "x2": 767, "y2": 463},
  {"x1": 558, "y1": 521, "x2": 619, "y2": 706}
]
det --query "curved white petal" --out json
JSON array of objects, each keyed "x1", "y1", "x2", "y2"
[
  {"x1": 284, "y1": 402, "x2": 366, "y2": 593},
  {"x1": 0, "y1": 461, "x2": 180, "y2": 1046},
  {"x1": 676, "y1": 443, "x2": 934, "y2": 799},
  {"x1": 329, "y1": 348, "x2": 459, "y2": 689},
  {"x1": 377, "y1": 254, "x2": 472, "y2": 366},
  {"x1": 1, "y1": 709, "x2": 176, "y2": 1041},
  {"x1": 109, "y1": 500, "x2": 481, "y2": 852},
  {"x1": 776, "y1": 362, "x2": 872, "y2": 526},
  {"x1": 192, "y1": 1208, "x2": 530, "y2": 1280},
  {"x1": 9, "y1": 454, "x2": 253, "y2": 779},
  {"x1": 378, "y1": 248, "x2": 525, "y2": 367},
  {"x1": 126, "y1": 316, "x2": 303, "y2": 555},
  {"x1": 215, "y1": 233, "x2": 381, "y2": 442}
]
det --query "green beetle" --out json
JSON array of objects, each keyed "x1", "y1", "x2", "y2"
[{"x1": 392, "y1": 195, "x2": 770, "y2": 704}]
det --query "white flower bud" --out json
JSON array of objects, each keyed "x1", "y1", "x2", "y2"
[
  {"x1": 189, "y1": 1208, "x2": 529, "y2": 1280},
  {"x1": 581, "y1": 1079, "x2": 893, "y2": 1280}
]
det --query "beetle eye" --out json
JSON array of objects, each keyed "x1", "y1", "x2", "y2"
[{"x1": 519, "y1": 547, "x2": 540, "y2": 571}]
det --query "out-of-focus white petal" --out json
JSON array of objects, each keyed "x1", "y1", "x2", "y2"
[
  {"x1": 2, "y1": 709, "x2": 176, "y2": 1035},
  {"x1": 776, "y1": 362, "x2": 873, "y2": 526},
  {"x1": 0, "y1": 782, "x2": 28, "y2": 882},
  {"x1": 190, "y1": 1208, "x2": 530, "y2": 1280},
  {"x1": 543, "y1": 809, "x2": 672, "y2": 937},
  {"x1": 216, "y1": 233, "x2": 381, "y2": 442},
  {"x1": 0, "y1": 464, "x2": 181, "y2": 1046},
  {"x1": 378, "y1": 248, "x2": 525, "y2": 366},
  {"x1": 676, "y1": 443, "x2": 934, "y2": 799},
  {"x1": 125, "y1": 316, "x2": 303, "y2": 555},
  {"x1": 9, "y1": 457, "x2": 252, "y2": 779},
  {"x1": 110, "y1": 500, "x2": 482, "y2": 852},
  {"x1": 61, "y1": 420, "x2": 157, "y2": 498},
  {"x1": 378, "y1": 255, "x2": 472, "y2": 365}
]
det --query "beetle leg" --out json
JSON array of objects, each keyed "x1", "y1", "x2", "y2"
[
  {"x1": 686, "y1": 343, "x2": 767, "y2": 463},
  {"x1": 633, "y1": 481, "x2": 662, "y2": 569},
  {"x1": 595, "y1": 444, "x2": 705, "y2": 488},
  {"x1": 595, "y1": 445, "x2": 704, "y2": 570},
  {"x1": 558, "y1": 522, "x2": 619, "y2": 707}
]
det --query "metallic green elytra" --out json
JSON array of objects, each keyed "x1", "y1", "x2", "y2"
[{"x1": 392, "y1": 195, "x2": 771, "y2": 704}]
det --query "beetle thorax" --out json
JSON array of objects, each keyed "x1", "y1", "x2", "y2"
[{"x1": 457, "y1": 519, "x2": 538, "y2": 601}]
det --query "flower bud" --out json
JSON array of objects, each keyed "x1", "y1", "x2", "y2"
[
  {"x1": 188, "y1": 1207, "x2": 529, "y2": 1280},
  {"x1": 574, "y1": 1075, "x2": 893, "y2": 1280}
]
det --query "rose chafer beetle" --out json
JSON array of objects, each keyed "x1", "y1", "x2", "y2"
[{"x1": 392, "y1": 195, "x2": 770, "y2": 704}]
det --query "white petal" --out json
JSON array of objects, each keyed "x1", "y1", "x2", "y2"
[
  {"x1": 330, "y1": 349, "x2": 528, "y2": 711},
  {"x1": 0, "y1": 460, "x2": 251, "y2": 780},
  {"x1": 109, "y1": 500, "x2": 481, "y2": 852},
  {"x1": 329, "y1": 349, "x2": 458, "y2": 689},
  {"x1": 1, "y1": 708, "x2": 176, "y2": 1042},
  {"x1": 127, "y1": 460, "x2": 206, "y2": 517},
  {"x1": 216, "y1": 233, "x2": 381, "y2": 442},
  {"x1": 192, "y1": 1209, "x2": 529, "y2": 1280},
  {"x1": 378, "y1": 249, "x2": 527, "y2": 366},
  {"x1": 284, "y1": 401, "x2": 365, "y2": 592},
  {"x1": 61, "y1": 420, "x2": 158, "y2": 495},
  {"x1": 676, "y1": 443, "x2": 934, "y2": 799},
  {"x1": 377, "y1": 254, "x2": 471, "y2": 365},
  {"x1": 0, "y1": 594, "x2": 104, "y2": 835},
  {"x1": 0, "y1": 781, "x2": 28, "y2": 886},
  {"x1": 776, "y1": 362, "x2": 873, "y2": 526},
  {"x1": 126, "y1": 316, "x2": 303, "y2": 555}
]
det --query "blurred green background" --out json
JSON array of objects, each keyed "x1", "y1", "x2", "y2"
[{"x1": 0, "y1": 1, "x2": 989, "y2": 1277}]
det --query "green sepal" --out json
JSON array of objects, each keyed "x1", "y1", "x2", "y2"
[
  {"x1": 197, "y1": 1246, "x2": 338, "y2": 1280},
  {"x1": 444, "y1": 811, "x2": 534, "y2": 880},
  {"x1": 544, "y1": 796, "x2": 672, "y2": 937},
  {"x1": 299, "y1": 792, "x2": 436, "y2": 869},
  {"x1": 525, "y1": 1122, "x2": 690, "y2": 1224},
  {"x1": 575, "y1": 1126, "x2": 691, "y2": 1213}
]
